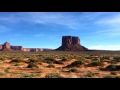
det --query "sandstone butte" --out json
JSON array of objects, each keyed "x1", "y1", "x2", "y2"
[
  {"x1": 56, "y1": 36, "x2": 88, "y2": 51},
  {"x1": 0, "y1": 36, "x2": 88, "y2": 52}
]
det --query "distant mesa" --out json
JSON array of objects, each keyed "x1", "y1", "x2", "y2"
[
  {"x1": 0, "y1": 42, "x2": 53, "y2": 52},
  {"x1": 55, "y1": 36, "x2": 88, "y2": 51},
  {"x1": 0, "y1": 36, "x2": 89, "y2": 52}
]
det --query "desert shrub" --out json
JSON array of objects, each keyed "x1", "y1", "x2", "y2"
[
  {"x1": 47, "y1": 64, "x2": 55, "y2": 68},
  {"x1": 14, "y1": 63, "x2": 20, "y2": 66},
  {"x1": 44, "y1": 57, "x2": 63, "y2": 64},
  {"x1": 28, "y1": 58, "x2": 36, "y2": 62},
  {"x1": 92, "y1": 58, "x2": 98, "y2": 61},
  {"x1": 28, "y1": 58, "x2": 40, "y2": 63},
  {"x1": 110, "y1": 60, "x2": 118, "y2": 64},
  {"x1": 110, "y1": 71, "x2": 118, "y2": 75},
  {"x1": 21, "y1": 74, "x2": 34, "y2": 78},
  {"x1": 104, "y1": 75, "x2": 120, "y2": 78},
  {"x1": 104, "y1": 64, "x2": 120, "y2": 71},
  {"x1": 89, "y1": 61, "x2": 104, "y2": 66},
  {"x1": 4, "y1": 68, "x2": 11, "y2": 73},
  {"x1": 0, "y1": 57, "x2": 6, "y2": 61},
  {"x1": 103, "y1": 56, "x2": 110, "y2": 60},
  {"x1": 11, "y1": 58, "x2": 23, "y2": 63},
  {"x1": 85, "y1": 59, "x2": 91, "y2": 63},
  {"x1": 55, "y1": 61, "x2": 63, "y2": 64},
  {"x1": 45, "y1": 73, "x2": 63, "y2": 78},
  {"x1": 69, "y1": 68, "x2": 78, "y2": 72},
  {"x1": 114, "y1": 57, "x2": 120, "y2": 62},
  {"x1": 66, "y1": 60, "x2": 84, "y2": 68},
  {"x1": 61, "y1": 58, "x2": 67, "y2": 61},
  {"x1": 85, "y1": 71, "x2": 95, "y2": 77},
  {"x1": 43, "y1": 57, "x2": 56, "y2": 64},
  {"x1": 85, "y1": 56, "x2": 92, "y2": 59},
  {"x1": 27, "y1": 62, "x2": 38, "y2": 68}
]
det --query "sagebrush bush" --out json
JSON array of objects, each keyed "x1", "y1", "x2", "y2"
[
  {"x1": 66, "y1": 60, "x2": 84, "y2": 68},
  {"x1": 90, "y1": 61, "x2": 104, "y2": 66},
  {"x1": 45, "y1": 73, "x2": 63, "y2": 78},
  {"x1": 69, "y1": 68, "x2": 78, "y2": 72},
  {"x1": 47, "y1": 64, "x2": 55, "y2": 68},
  {"x1": 104, "y1": 64, "x2": 120, "y2": 71},
  {"x1": 27, "y1": 62, "x2": 38, "y2": 68},
  {"x1": 11, "y1": 58, "x2": 23, "y2": 63},
  {"x1": 104, "y1": 75, "x2": 120, "y2": 78}
]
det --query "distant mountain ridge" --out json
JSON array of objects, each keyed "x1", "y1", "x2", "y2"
[{"x1": 0, "y1": 42, "x2": 53, "y2": 52}]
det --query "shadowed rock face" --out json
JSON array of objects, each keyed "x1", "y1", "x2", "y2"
[
  {"x1": 2, "y1": 42, "x2": 11, "y2": 51},
  {"x1": 56, "y1": 36, "x2": 88, "y2": 51},
  {"x1": 11, "y1": 46, "x2": 23, "y2": 50}
]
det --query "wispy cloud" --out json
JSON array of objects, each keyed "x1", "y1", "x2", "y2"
[
  {"x1": 0, "y1": 12, "x2": 80, "y2": 29},
  {"x1": 0, "y1": 12, "x2": 106, "y2": 30},
  {"x1": 89, "y1": 45, "x2": 120, "y2": 50},
  {"x1": 94, "y1": 13, "x2": 120, "y2": 37}
]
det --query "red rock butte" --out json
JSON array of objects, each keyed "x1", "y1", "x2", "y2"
[{"x1": 55, "y1": 36, "x2": 88, "y2": 51}]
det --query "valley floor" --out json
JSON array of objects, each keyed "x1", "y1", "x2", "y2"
[{"x1": 0, "y1": 51, "x2": 120, "y2": 78}]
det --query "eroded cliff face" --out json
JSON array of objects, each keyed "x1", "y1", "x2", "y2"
[
  {"x1": 2, "y1": 42, "x2": 12, "y2": 51},
  {"x1": 56, "y1": 36, "x2": 88, "y2": 51},
  {"x1": 11, "y1": 46, "x2": 23, "y2": 50}
]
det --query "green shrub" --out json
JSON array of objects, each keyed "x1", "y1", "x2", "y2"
[
  {"x1": 27, "y1": 62, "x2": 38, "y2": 68},
  {"x1": 61, "y1": 58, "x2": 67, "y2": 61},
  {"x1": 85, "y1": 71, "x2": 95, "y2": 77},
  {"x1": 114, "y1": 57, "x2": 120, "y2": 62},
  {"x1": 104, "y1": 75, "x2": 120, "y2": 78},
  {"x1": 45, "y1": 73, "x2": 63, "y2": 78},
  {"x1": 69, "y1": 68, "x2": 78, "y2": 72},
  {"x1": 66, "y1": 60, "x2": 84, "y2": 68},
  {"x1": 0, "y1": 57, "x2": 6, "y2": 61},
  {"x1": 55, "y1": 61, "x2": 63, "y2": 64},
  {"x1": 11, "y1": 58, "x2": 23, "y2": 63},
  {"x1": 104, "y1": 64, "x2": 120, "y2": 71},
  {"x1": 47, "y1": 64, "x2": 55, "y2": 68},
  {"x1": 90, "y1": 61, "x2": 104, "y2": 66}
]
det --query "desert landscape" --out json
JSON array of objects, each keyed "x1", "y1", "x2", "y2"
[
  {"x1": 0, "y1": 36, "x2": 120, "y2": 78},
  {"x1": 0, "y1": 12, "x2": 120, "y2": 78},
  {"x1": 1, "y1": 50, "x2": 120, "y2": 78}
]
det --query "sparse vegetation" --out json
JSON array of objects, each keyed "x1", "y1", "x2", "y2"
[
  {"x1": 69, "y1": 68, "x2": 78, "y2": 72},
  {"x1": 0, "y1": 51, "x2": 120, "y2": 78},
  {"x1": 104, "y1": 64, "x2": 120, "y2": 71},
  {"x1": 89, "y1": 61, "x2": 104, "y2": 66},
  {"x1": 66, "y1": 60, "x2": 84, "y2": 68},
  {"x1": 27, "y1": 62, "x2": 38, "y2": 68},
  {"x1": 47, "y1": 64, "x2": 55, "y2": 68},
  {"x1": 11, "y1": 58, "x2": 23, "y2": 63},
  {"x1": 45, "y1": 73, "x2": 63, "y2": 78}
]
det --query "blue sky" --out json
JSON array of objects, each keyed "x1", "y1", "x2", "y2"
[{"x1": 0, "y1": 12, "x2": 120, "y2": 50}]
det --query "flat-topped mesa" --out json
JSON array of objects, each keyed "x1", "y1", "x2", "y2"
[
  {"x1": 56, "y1": 36, "x2": 88, "y2": 51},
  {"x1": 62, "y1": 36, "x2": 80, "y2": 46}
]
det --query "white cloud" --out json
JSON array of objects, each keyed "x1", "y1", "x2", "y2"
[
  {"x1": 94, "y1": 13, "x2": 120, "y2": 37},
  {"x1": 89, "y1": 45, "x2": 120, "y2": 50}
]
